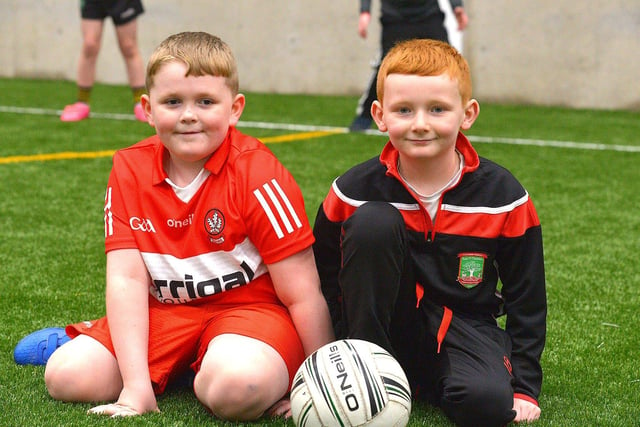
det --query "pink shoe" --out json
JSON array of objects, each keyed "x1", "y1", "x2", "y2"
[
  {"x1": 60, "y1": 102, "x2": 90, "y2": 122},
  {"x1": 134, "y1": 102, "x2": 147, "y2": 122}
]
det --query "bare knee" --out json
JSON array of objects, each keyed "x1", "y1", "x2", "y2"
[
  {"x1": 194, "y1": 335, "x2": 289, "y2": 421},
  {"x1": 118, "y1": 39, "x2": 139, "y2": 59},
  {"x1": 44, "y1": 355, "x2": 97, "y2": 401},
  {"x1": 44, "y1": 337, "x2": 121, "y2": 402},
  {"x1": 81, "y1": 40, "x2": 101, "y2": 60},
  {"x1": 194, "y1": 367, "x2": 275, "y2": 421},
  {"x1": 44, "y1": 356, "x2": 70, "y2": 400}
]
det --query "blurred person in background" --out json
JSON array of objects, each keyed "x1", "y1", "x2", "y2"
[
  {"x1": 60, "y1": 0, "x2": 147, "y2": 122},
  {"x1": 349, "y1": 0, "x2": 469, "y2": 132}
]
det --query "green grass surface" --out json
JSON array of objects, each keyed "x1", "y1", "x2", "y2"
[{"x1": 1, "y1": 78, "x2": 640, "y2": 426}]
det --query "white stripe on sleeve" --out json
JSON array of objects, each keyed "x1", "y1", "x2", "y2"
[
  {"x1": 262, "y1": 182, "x2": 294, "y2": 234},
  {"x1": 271, "y1": 179, "x2": 303, "y2": 228},
  {"x1": 253, "y1": 179, "x2": 303, "y2": 239},
  {"x1": 253, "y1": 188, "x2": 285, "y2": 238}
]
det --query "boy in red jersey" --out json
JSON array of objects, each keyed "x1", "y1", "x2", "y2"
[
  {"x1": 43, "y1": 32, "x2": 334, "y2": 420},
  {"x1": 313, "y1": 39, "x2": 546, "y2": 426}
]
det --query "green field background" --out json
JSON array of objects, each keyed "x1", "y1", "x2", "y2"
[{"x1": 1, "y1": 78, "x2": 639, "y2": 426}]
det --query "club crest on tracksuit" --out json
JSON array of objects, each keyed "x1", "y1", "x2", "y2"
[{"x1": 457, "y1": 253, "x2": 487, "y2": 288}]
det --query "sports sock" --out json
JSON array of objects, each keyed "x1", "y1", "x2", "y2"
[{"x1": 77, "y1": 86, "x2": 92, "y2": 104}]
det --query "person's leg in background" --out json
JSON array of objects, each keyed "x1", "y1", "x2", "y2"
[
  {"x1": 60, "y1": 18, "x2": 104, "y2": 122},
  {"x1": 113, "y1": 18, "x2": 146, "y2": 121}
]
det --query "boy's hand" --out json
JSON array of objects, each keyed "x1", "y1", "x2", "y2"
[
  {"x1": 512, "y1": 397, "x2": 540, "y2": 422},
  {"x1": 88, "y1": 403, "x2": 142, "y2": 417},
  {"x1": 453, "y1": 7, "x2": 469, "y2": 31},
  {"x1": 357, "y1": 12, "x2": 371, "y2": 38},
  {"x1": 88, "y1": 387, "x2": 159, "y2": 417}
]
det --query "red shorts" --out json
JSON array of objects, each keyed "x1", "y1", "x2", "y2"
[{"x1": 66, "y1": 295, "x2": 305, "y2": 394}]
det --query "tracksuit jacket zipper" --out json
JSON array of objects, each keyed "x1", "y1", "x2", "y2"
[{"x1": 389, "y1": 167, "x2": 459, "y2": 353}]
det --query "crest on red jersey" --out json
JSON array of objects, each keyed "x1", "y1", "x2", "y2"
[{"x1": 204, "y1": 208, "x2": 225, "y2": 243}]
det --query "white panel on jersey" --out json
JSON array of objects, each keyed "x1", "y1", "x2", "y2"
[{"x1": 141, "y1": 236, "x2": 268, "y2": 303}]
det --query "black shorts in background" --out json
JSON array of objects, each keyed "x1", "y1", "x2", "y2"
[{"x1": 81, "y1": 0, "x2": 144, "y2": 26}]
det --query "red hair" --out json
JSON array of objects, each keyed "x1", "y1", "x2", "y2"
[{"x1": 376, "y1": 39, "x2": 472, "y2": 105}]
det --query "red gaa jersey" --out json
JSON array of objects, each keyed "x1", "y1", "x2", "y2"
[{"x1": 103, "y1": 127, "x2": 314, "y2": 305}]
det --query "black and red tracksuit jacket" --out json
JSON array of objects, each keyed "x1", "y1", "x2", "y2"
[{"x1": 313, "y1": 132, "x2": 546, "y2": 404}]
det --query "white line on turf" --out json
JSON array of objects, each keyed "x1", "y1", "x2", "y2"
[{"x1": 1, "y1": 105, "x2": 639, "y2": 153}]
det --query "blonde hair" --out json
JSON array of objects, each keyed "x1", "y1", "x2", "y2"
[
  {"x1": 146, "y1": 32, "x2": 239, "y2": 95},
  {"x1": 376, "y1": 38, "x2": 472, "y2": 105}
]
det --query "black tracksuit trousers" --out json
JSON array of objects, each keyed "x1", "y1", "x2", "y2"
[{"x1": 337, "y1": 201, "x2": 516, "y2": 427}]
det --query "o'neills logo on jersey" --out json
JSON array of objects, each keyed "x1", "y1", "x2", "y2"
[
  {"x1": 457, "y1": 252, "x2": 487, "y2": 288},
  {"x1": 130, "y1": 216, "x2": 156, "y2": 233},
  {"x1": 204, "y1": 208, "x2": 225, "y2": 243},
  {"x1": 151, "y1": 260, "x2": 255, "y2": 303},
  {"x1": 167, "y1": 213, "x2": 195, "y2": 229}
]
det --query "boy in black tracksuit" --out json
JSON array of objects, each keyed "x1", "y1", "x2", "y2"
[{"x1": 313, "y1": 39, "x2": 546, "y2": 426}]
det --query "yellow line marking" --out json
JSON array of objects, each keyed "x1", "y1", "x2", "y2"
[
  {"x1": 0, "y1": 150, "x2": 116, "y2": 164},
  {"x1": 260, "y1": 130, "x2": 340, "y2": 144},
  {"x1": 0, "y1": 131, "x2": 339, "y2": 165}
]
